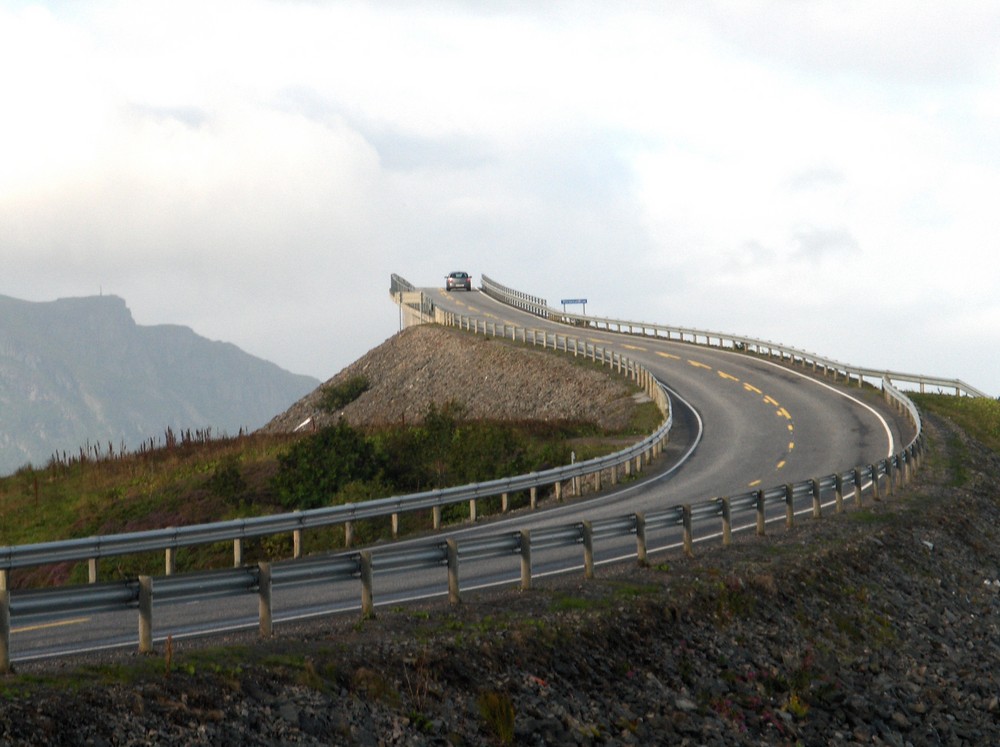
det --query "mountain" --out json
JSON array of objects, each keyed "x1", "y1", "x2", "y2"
[{"x1": 0, "y1": 294, "x2": 320, "y2": 476}]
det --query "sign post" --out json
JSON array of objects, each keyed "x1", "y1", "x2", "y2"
[{"x1": 560, "y1": 298, "x2": 588, "y2": 314}]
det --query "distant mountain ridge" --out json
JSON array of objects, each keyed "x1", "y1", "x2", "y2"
[{"x1": 0, "y1": 293, "x2": 319, "y2": 476}]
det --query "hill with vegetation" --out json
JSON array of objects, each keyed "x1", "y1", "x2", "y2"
[{"x1": 0, "y1": 293, "x2": 319, "y2": 476}]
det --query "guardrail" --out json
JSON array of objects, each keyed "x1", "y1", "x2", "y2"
[
  {"x1": 0, "y1": 443, "x2": 920, "y2": 668},
  {"x1": 479, "y1": 276, "x2": 988, "y2": 398},
  {"x1": 0, "y1": 271, "x2": 934, "y2": 668}
]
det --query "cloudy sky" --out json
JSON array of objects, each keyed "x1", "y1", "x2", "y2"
[{"x1": 3, "y1": 1, "x2": 999, "y2": 396}]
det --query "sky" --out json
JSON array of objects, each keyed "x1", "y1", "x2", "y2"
[{"x1": 3, "y1": 1, "x2": 999, "y2": 396}]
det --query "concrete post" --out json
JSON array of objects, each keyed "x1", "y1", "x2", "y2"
[
  {"x1": 554, "y1": 481, "x2": 562, "y2": 502},
  {"x1": 501, "y1": 493, "x2": 509, "y2": 513},
  {"x1": 582, "y1": 521, "x2": 594, "y2": 580},
  {"x1": 447, "y1": 539, "x2": 460, "y2": 604},
  {"x1": 89, "y1": 558, "x2": 99, "y2": 583},
  {"x1": 469, "y1": 499, "x2": 478, "y2": 522},
  {"x1": 258, "y1": 562, "x2": 272, "y2": 637},
  {"x1": 530, "y1": 486, "x2": 537, "y2": 510},
  {"x1": 138, "y1": 575, "x2": 153, "y2": 654},
  {"x1": 432, "y1": 506, "x2": 442, "y2": 530},
  {"x1": 293, "y1": 528, "x2": 303, "y2": 559},
  {"x1": 593, "y1": 470, "x2": 602, "y2": 493},
  {"x1": 345, "y1": 521, "x2": 354, "y2": 547},
  {"x1": 391, "y1": 513, "x2": 399, "y2": 538},
  {"x1": 233, "y1": 538, "x2": 244, "y2": 567}
]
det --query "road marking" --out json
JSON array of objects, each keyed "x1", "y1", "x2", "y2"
[
  {"x1": 657, "y1": 351, "x2": 681, "y2": 360},
  {"x1": 622, "y1": 343, "x2": 647, "y2": 351},
  {"x1": 763, "y1": 395, "x2": 779, "y2": 407},
  {"x1": 743, "y1": 383, "x2": 763, "y2": 395},
  {"x1": 776, "y1": 460, "x2": 786, "y2": 470},
  {"x1": 588, "y1": 338, "x2": 610, "y2": 344},
  {"x1": 776, "y1": 407, "x2": 791, "y2": 420},
  {"x1": 717, "y1": 371, "x2": 739, "y2": 382},
  {"x1": 788, "y1": 424, "x2": 794, "y2": 432},
  {"x1": 788, "y1": 441, "x2": 795, "y2": 451},
  {"x1": 688, "y1": 360, "x2": 712, "y2": 370},
  {"x1": 13, "y1": 617, "x2": 90, "y2": 634},
  {"x1": 749, "y1": 479, "x2": 762, "y2": 487}
]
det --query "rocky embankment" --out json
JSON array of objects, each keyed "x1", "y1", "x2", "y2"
[{"x1": 3, "y1": 410, "x2": 1000, "y2": 745}]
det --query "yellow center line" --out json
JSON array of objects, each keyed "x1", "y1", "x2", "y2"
[
  {"x1": 13, "y1": 617, "x2": 91, "y2": 634},
  {"x1": 688, "y1": 360, "x2": 712, "y2": 370},
  {"x1": 787, "y1": 424, "x2": 794, "y2": 432},
  {"x1": 776, "y1": 460, "x2": 787, "y2": 470},
  {"x1": 776, "y1": 407, "x2": 791, "y2": 420},
  {"x1": 656, "y1": 351, "x2": 681, "y2": 360},
  {"x1": 622, "y1": 343, "x2": 647, "y2": 351},
  {"x1": 749, "y1": 479, "x2": 762, "y2": 487},
  {"x1": 763, "y1": 395, "x2": 779, "y2": 407},
  {"x1": 743, "y1": 383, "x2": 763, "y2": 395},
  {"x1": 718, "y1": 371, "x2": 739, "y2": 382},
  {"x1": 788, "y1": 441, "x2": 795, "y2": 451},
  {"x1": 588, "y1": 338, "x2": 610, "y2": 344}
]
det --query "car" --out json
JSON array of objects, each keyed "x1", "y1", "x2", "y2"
[{"x1": 445, "y1": 271, "x2": 472, "y2": 291}]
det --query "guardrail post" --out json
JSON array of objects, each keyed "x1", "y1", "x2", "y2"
[
  {"x1": 756, "y1": 490, "x2": 766, "y2": 536},
  {"x1": 554, "y1": 481, "x2": 563, "y2": 502},
  {"x1": 853, "y1": 467, "x2": 863, "y2": 507},
  {"x1": 811, "y1": 478, "x2": 822, "y2": 519},
  {"x1": 519, "y1": 530, "x2": 532, "y2": 591},
  {"x1": 0, "y1": 587, "x2": 10, "y2": 674},
  {"x1": 165, "y1": 546, "x2": 176, "y2": 576},
  {"x1": 469, "y1": 498, "x2": 478, "y2": 522},
  {"x1": 834, "y1": 474, "x2": 845, "y2": 514},
  {"x1": 582, "y1": 521, "x2": 594, "y2": 579},
  {"x1": 293, "y1": 528, "x2": 304, "y2": 558},
  {"x1": 624, "y1": 459, "x2": 632, "y2": 478},
  {"x1": 345, "y1": 521, "x2": 355, "y2": 547},
  {"x1": 635, "y1": 512, "x2": 647, "y2": 565},
  {"x1": 870, "y1": 464, "x2": 881, "y2": 501},
  {"x1": 138, "y1": 575, "x2": 153, "y2": 654},
  {"x1": 391, "y1": 513, "x2": 400, "y2": 538},
  {"x1": 885, "y1": 459, "x2": 895, "y2": 498},
  {"x1": 447, "y1": 539, "x2": 460, "y2": 604},
  {"x1": 233, "y1": 538, "x2": 244, "y2": 567},
  {"x1": 89, "y1": 558, "x2": 99, "y2": 583},
  {"x1": 721, "y1": 498, "x2": 732, "y2": 547},
  {"x1": 360, "y1": 551, "x2": 375, "y2": 619},
  {"x1": 682, "y1": 505, "x2": 693, "y2": 557},
  {"x1": 610, "y1": 464, "x2": 618, "y2": 486},
  {"x1": 593, "y1": 470, "x2": 602, "y2": 493},
  {"x1": 785, "y1": 484, "x2": 795, "y2": 529},
  {"x1": 530, "y1": 486, "x2": 538, "y2": 510},
  {"x1": 501, "y1": 492, "x2": 509, "y2": 513},
  {"x1": 258, "y1": 562, "x2": 272, "y2": 637},
  {"x1": 432, "y1": 506, "x2": 442, "y2": 529}
]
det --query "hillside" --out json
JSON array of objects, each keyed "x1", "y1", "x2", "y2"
[
  {"x1": 263, "y1": 323, "x2": 645, "y2": 434},
  {"x1": 0, "y1": 294, "x2": 319, "y2": 476}
]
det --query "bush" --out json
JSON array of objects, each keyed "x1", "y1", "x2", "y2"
[
  {"x1": 272, "y1": 420, "x2": 381, "y2": 509},
  {"x1": 319, "y1": 375, "x2": 370, "y2": 413}
]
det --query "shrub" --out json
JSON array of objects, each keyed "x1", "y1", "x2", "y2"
[{"x1": 319, "y1": 376, "x2": 370, "y2": 413}]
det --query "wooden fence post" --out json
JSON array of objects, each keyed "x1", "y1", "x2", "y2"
[
  {"x1": 519, "y1": 530, "x2": 532, "y2": 591},
  {"x1": 634, "y1": 512, "x2": 647, "y2": 566},
  {"x1": 258, "y1": 562, "x2": 272, "y2": 637},
  {"x1": 360, "y1": 551, "x2": 375, "y2": 619},
  {"x1": 582, "y1": 521, "x2": 594, "y2": 580},
  {"x1": 138, "y1": 575, "x2": 153, "y2": 654},
  {"x1": 811, "y1": 478, "x2": 822, "y2": 519},
  {"x1": 447, "y1": 539, "x2": 460, "y2": 605},
  {"x1": 853, "y1": 467, "x2": 863, "y2": 508},
  {"x1": 834, "y1": 473, "x2": 845, "y2": 514}
]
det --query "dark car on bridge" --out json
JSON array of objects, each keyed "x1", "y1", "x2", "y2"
[{"x1": 445, "y1": 271, "x2": 472, "y2": 291}]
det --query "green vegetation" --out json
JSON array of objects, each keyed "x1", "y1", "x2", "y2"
[
  {"x1": 912, "y1": 394, "x2": 1000, "y2": 452},
  {"x1": 0, "y1": 393, "x2": 652, "y2": 587},
  {"x1": 319, "y1": 375, "x2": 370, "y2": 413}
]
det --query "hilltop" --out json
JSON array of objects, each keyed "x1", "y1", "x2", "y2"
[{"x1": 0, "y1": 293, "x2": 319, "y2": 476}]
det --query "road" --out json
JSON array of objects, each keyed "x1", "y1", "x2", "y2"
[{"x1": 10, "y1": 287, "x2": 912, "y2": 663}]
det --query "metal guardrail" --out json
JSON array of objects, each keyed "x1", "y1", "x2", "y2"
[
  {"x1": 479, "y1": 276, "x2": 988, "y2": 398},
  {"x1": 0, "y1": 271, "x2": 937, "y2": 667}
]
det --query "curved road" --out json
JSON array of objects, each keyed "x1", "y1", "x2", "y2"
[{"x1": 11, "y1": 287, "x2": 912, "y2": 663}]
